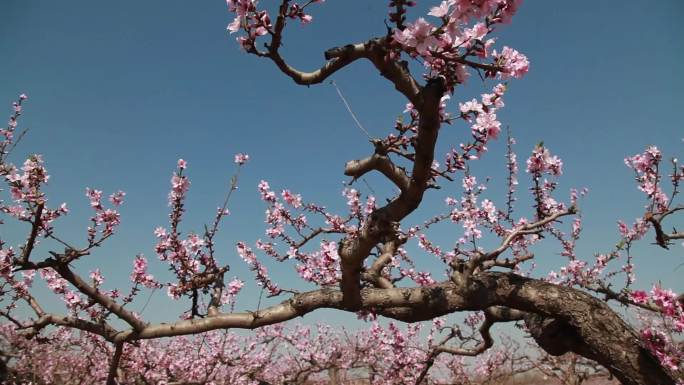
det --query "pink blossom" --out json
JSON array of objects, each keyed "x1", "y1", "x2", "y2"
[
  {"x1": 473, "y1": 111, "x2": 501, "y2": 140},
  {"x1": 63, "y1": 290, "x2": 82, "y2": 309},
  {"x1": 463, "y1": 22, "x2": 489, "y2": 42},
  {"x1": 108, "y1": 190, "x2": 126, "y2": 206},
  {"x1": 154, "y1": 226, "x2": 167, "y2": 238},
  {"x1": 169, "y1": 173, "x2": 190, "y2": 206},
  {"x1": 85, "y1": 188, "x2": 103, "y2": 209},
  {"x1": 96, "y1": 209, "x2": 121, "y2": 235},
  {"x1": 493, "y1": 46, "x2": 529, "y2": 79},
  {"x1": 258, "y1": 180, "x2": 276, "y2": 202},
  {"x1": 393, "y1": 18, "x2": 438, "y2": 56},
  {"x1": 40, "y1": 268, "x2": 68, "y2": 294},
  {"x1": 130, "y1": 255, "x2": 159, "y2": 289},
  {"x1": 236, "y1": 242, "x2": 280, "y2": 295},
  {"x1": 227, "y1": 16, "x2": 242, "y2": 33},
  {"x1": 459, "y1": 98, "x2": 483, "y2": 115},
  {"x1": 221, "y1": 278, "x2": 244, "y2": 306},
  {"x1": 462, "y1": 175, "x2": 477, "y2": 191},
  {"x1": 630, "y1": 290, "x2": 649, "y2": 304},
  {"x1": 651, "y1": 285, "x2": 678, "y2": 315},
  {"x1": 226, "y1": 278, "x2": 244, "y2": 295},
  {"x1": 428, "y1": 1, "x2": 451, "y2": 18},
  {"x1": 364, "y1": 195, "x2": 376, "y2": 215},
  {"x1": 281, "y1": 189, "x2": 302, "y2": 208},
  {"x1": 625, "y1": 146, "x2": 669, "y2": 212},
  {"x1": 526, "y1": 145, "x2": 563, "y2": 176},
  {"x1": 481, "y1": 199, "x2": 497, "y2": 223},
  {"x1": 300, "y1": 14, "x2": 313, "y2": 23},
  {"x1": 343, "y1": 188, "x2": 361, "y2": 216},
  {"x1": 89, "y1": 269, "x2": 104, "y2": 286},
  {"x1": 234, "y1": 152, "x2": 249, "y2": 165}
]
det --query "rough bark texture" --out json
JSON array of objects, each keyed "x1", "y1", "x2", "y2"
[
  {"x1": 475, "y1": 273, "x2": 675, "y2": 385},
  {"x1": 101, "y1": 273, "x2": 675, "y2": 385}
]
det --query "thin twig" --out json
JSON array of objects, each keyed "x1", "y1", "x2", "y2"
[
  {"x1": 330, "y1": 80, "x2": 372, "y2": 139},
  {"x1": 138, "y1": 287, "x2": 157, "y2": 316}
]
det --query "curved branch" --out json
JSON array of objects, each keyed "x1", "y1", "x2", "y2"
[
  {"x1": 261, "y1": 1, "x2": 422, "y2": 104},
  {"x1": 645, "y1": 207, "x2": 684, "y2": 249},
  {"x1": 414, "y1": 306, "x2": 525, "y2": 384},
  {"x1": 472, "y1": 207, "x2": 576, "y2": 271},
  {"x1": 338, "y1": 78, "x2": 446, "y2": 310},
  {"x1": 267, "y1": 41, "x2": 368, "y2": 86},
  {"x1": 362, "y1": 240, "x2": 401, "y2": 289},
  {"x1": 21, "y1": 313, "x2": 118, "y2": 340},
  {"x1": 103, "y1": 270, "x2": 673, "y2": 385},
  {"x1": 345, "y1": 153, "x2": 410, "y2": 192}
]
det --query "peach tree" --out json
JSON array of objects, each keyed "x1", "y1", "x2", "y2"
[{"x1": 0, "y1": 1, "x2": 682, "y2": 384}]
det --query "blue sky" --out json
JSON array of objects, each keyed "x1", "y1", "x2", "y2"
[{"x1": 1, "y1": 1, "x2": 683, "y2": 329}]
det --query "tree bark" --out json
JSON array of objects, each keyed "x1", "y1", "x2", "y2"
[
  {"x1": 328, "y1": 367, "x2": 340, "y2": 385},
  {"x1": 99, "y1": 273, "x2": 674, "y2": 385},
  {"x1": 473, "y1": 273, "x2": 675, "y2": 385}
]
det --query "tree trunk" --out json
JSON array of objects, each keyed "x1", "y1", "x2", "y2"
[
  {"x1": 328, "y1": 367, "x2": 340, "y2": 385},
  {"x1": 472, "y1": 273, "x2": 676, "y2": 385}
]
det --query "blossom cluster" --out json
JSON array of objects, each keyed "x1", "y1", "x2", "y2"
[
  {"x1": 446, "y1": 174, "x2": 502, "y2": 242},
  {"x1": 0, "y1": 318, "x2": 503, "y2": 385},
  {"x1": 454, "y1": 82, "x2": 507, "y2": 160},
  {"x1": 153, "y1": 160, "x2": 232, "y2": 303},
  {"x1": 0, "y1": 93, "x2": 27, "y2": 162},
  {"x1": 392, "y1": 0, "x2": 527, "y2": 88},
  {"x1": 40, "y1": 268, "x2": 83, "y2": 310},
  {"x1": 237, "y1": 241, "x2": 281, "y2": 295},
  {"x1": 85, "y1": 187, "x2": 124, "y2": 241},
  {"x1": 130, "y1": 255, "x2": 161, "y2": 289},
  {"x1": 625, "y1": 146, "x2": 672, "y2": 213},
  {"x1": 226, "y1": 0, "x2": 323, "y2": 51},
  {"x1": 526, "y1": 145, "x2": 565, "y2": 218},
  {"x1": 631, "y1": 289, "x2": 683, "y2": 375},
  {"x1": 3, "y1": 154, "x2": 69, "y2": 231},
  {"x1": 246, "y1": 180, "x2": 364, "y2": 286}
]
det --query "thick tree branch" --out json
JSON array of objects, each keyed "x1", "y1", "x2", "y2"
[
  {"x1": 267, "y1": 41, "x2": 368, "y2": 86},
  {"x1": 21, "y1": 313, "x2": 118, "y2": 340},
  {"x1": 261, "y1": 1, "x2": 422, "y2": 105},
  {"x1": 344, "y1": 153, "x2": 410, "y2": 193},
  {"x1": 362, "y1": 240, "x2": 402, "y2": 289},
  {"x1": 338, "y1": 78, "x2": 446, "y2": 310},
  {"x1": 102, "y1": 269, "x2": 674, "y2": 385}
]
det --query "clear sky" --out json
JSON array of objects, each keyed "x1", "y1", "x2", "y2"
[{"x1": 1, "y1": 1, "x2": 683, "y2": 330}]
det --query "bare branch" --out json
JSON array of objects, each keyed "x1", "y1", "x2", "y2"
[
  {"x1": 21, "y1": 313, "x2": 117, "y2": 340},
  {"x1": 345, "y1": 153, "x2": 410, "y2": 193},
  {"x1": 362, "y1": 240, "x2": 402, "y2": 289}
]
